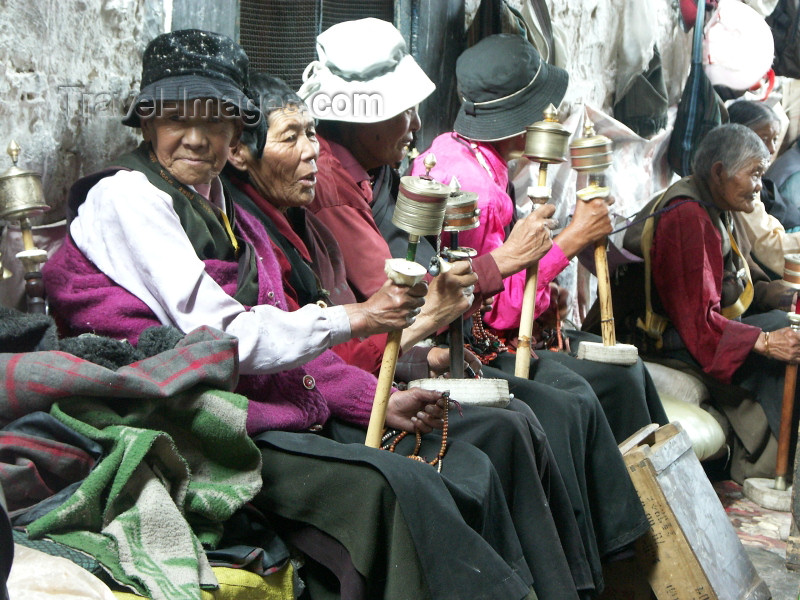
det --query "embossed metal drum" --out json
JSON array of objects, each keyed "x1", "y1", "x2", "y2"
[
  {"x1": 392, "y1": 175, "x2": 450, "y2": 236},
  {"x1": 783, "y1": 253, "x2": 800, "y2": 290},
  {"x1": 443, "y1": 190, "x2": 480, "y2": 232}
]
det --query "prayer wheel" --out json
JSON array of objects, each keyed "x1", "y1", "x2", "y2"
[
  {"x1": 782, "y1": 253, "x2": 800, "y2": 290},
  {"x1": 442, "y1": 190, "x2": 480, "y2": 233},
  {"x1": 392, "y1": 175, "x2": 450, "y2": 237},
  {"x1": 524, "y1": 104, "x2": 571, "y2": 167},
  {"x1": 0, "y1": 140, "x2": 49, "y2": 313},
  {"x1": 366, "y1": 154, "x2": 450, "y2": 448},
  {"x1": 515, "y1": 104, "x2": 569, "y2": 378},
  {"x1": 570, "y1": 112, "x2": 638, "y2": 365}
]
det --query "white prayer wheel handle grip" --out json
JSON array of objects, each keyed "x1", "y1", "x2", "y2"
[
  {"x1": 365, "y1": 259, "x2": 429, "y2": 448},
  {"x1": 576, "y1": 184, "x2": 610, "y2": 202},
  {"x1": 383, "y1": 258, "x2": 428, "y2": 286}
]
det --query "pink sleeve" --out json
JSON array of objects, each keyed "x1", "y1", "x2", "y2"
[{"x1": 481, "y1": 245, "x2": 569, "y2": 330}]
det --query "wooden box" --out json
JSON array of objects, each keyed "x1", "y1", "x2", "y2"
[{"x1": 620, "y1": 423, "x2": 770, "y2": 600}]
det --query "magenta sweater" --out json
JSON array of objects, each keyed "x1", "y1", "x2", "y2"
[{"x1": 43, "y1": 185, "x2": 377, "y2": 435}]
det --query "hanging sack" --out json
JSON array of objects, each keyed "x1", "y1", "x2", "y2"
[
  {"x1": 767, "y1": 0, "x2": 800, "y2": 78},
  {"x1": 667, "y1": 7, "x2": 728, "y2": 177}
]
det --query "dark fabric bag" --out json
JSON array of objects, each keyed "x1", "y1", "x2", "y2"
[
  {"x1": 613, "y1": 46, "x2": 669, "y2": 139},
  {"x1": 667, "y1": 9, "x2": 728, "y2": 176},
  {"x1": 767, "y1": 0, "x2": 800, "y2": 79}
]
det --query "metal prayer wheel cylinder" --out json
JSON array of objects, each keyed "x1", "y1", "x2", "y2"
[
  {"x1": 0, "y1": 140, "x2": 49, "y2": 222},
  {"x1": 523, "y1": 104, "x2": 570, "y2": 164},
  {"x1": 569, "y1": 116, "x2": 613, "y2": 174},
  {"x1": 443, "y1": 190, "x2": 480, "y2": 232},
  {"x1": 782, "y1": 254, "x2": 800, "y2": 290},
  {"x1": 392, "y1": 175, "x2": 450, "y2": 236}
]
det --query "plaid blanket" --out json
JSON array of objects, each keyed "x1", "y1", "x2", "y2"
[{"x1": 1, "y1": 326, "x2": 263, "y2": 600}]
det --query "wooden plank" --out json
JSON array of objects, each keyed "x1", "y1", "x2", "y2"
[
  {"x1": 625, "y1": 445, "x2": 718, "y2": 599},
  {"x1": 623, "y1": 423, "x2": 770, "y2": 600}
]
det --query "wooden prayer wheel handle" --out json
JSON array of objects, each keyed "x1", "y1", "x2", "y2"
[
  {"x1": 776, "y1": 362, "x2": 797, "y2": 489},
  {"x1": 515, "y1": 264, "x2": 539, "y2": 378},
  {"x1": 595, "y1": 238, "x2": 616, "y2": 347},
  {"x1": 365, "y1": 330, "x2": 403, "y2": 448},
  {"x1": 515, "y1": 174, "x2": 550, "y2": 379},
  {"x1": 776, "y1": 312, "x2": 800, "y2": 489},
  {"x1": 365, "y1": 258, "x2": 428, "y2": 448}
]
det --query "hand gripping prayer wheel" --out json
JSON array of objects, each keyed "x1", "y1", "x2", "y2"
[
  {"x1": 515, "y1": 104, "x2": 570, "y2": 378},
  {"x1": 570, "y1": 112, "x2": 638, "y2": 365},
  {"x1": 365, "y1": 154, "x2": 450, "y2": 448},
  {"x1": 0, "y1": 140, "x2": 50, "y2": 313}
]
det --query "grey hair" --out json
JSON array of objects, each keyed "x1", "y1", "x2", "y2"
[
  {"x1": 727, "y1": 100, "x2": 779, "y2": 130},
  {"x1": 691, "y1": 123, "x2": 769, "y2": 180},
  {"x1": 240, "y1": 73, "x2": 307, "y2": 159}
]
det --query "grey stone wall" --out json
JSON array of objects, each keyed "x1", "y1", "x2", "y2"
[
  {"x1": 0, "y1": 0, "x2": 692, "y2": 225},
  {"x1": 0, "y1": 0, "x2": 164, "y2": 223}
]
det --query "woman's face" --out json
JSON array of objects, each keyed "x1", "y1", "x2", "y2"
[
  {"x1": 247, "y1": 106, "x2": 320, "y2": 209},
  {"x1": 350, "y1": 106, "x2": 421, "y2": 170},
  {"x1": 141, "y1": 99, "x2": 242, "y2": 186},
  {"x1": 751, "y1": 120, "x2": 781, "y2": 159},
  {"x1": 710, "y1": 156, "x2": 767, "y2": 213}
]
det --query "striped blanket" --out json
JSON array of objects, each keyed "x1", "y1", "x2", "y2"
[{"x1": 1, "y1": 326, "x2": 263, "y2": 600}]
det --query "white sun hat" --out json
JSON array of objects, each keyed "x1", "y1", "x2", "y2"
[
  {"x1": 298, "y1": 18, "x2": 435, "y2": 123},
  {"x1": 702, "y1": 0, "x2": 774, "y2": 91}
]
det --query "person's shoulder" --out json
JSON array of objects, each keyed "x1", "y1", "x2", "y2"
[
  {"x1": 659, "y1": 195, "x2": 714, "y2": 230},
  {"x1": 85, "y1": 169, "x2": 173, "y2": 213},
  {"x1": 412, "y1": 132, "x2": 485, "y2": 184},
  {"x1": 312, "y1": 155, "x2": 366, "y2": 212}
]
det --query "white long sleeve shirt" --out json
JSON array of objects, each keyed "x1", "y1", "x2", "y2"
[{"x1": 70, "y1": 169, "x2": 352, "y2": 375}]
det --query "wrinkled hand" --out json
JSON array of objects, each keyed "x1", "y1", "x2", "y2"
[
  {"x1": 491, "y1": 203, "x2": 556, "y2": 277},
  {"x1": 417, "y1": 261, "x2": 478, "y2": 331},
  {"x1": 755, "y1": 327, "x2": 800, "y2": 363},
  {"x1": 555, "y1": 197, "x2": 613, "y2": 259},
  {"x1": 385, "y1": 388, "x2": 449, "y2": 434},
  {"x1": 346, "y1": 279, "x2": 428, "y2": 338},
  {"x1": 426, "y1": 347, "x2": 484, "y2": 378}
]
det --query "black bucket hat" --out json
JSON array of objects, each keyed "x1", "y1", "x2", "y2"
[
  {"x1": 454, "y1": 34, "x2": 568, "y2": 142},
  {"x1": 123, "y1": 29, "x2": 260, "y2": 128}
]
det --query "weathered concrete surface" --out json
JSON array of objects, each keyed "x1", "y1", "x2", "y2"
[{"x1": 0, "y1": 0, "x2": 164, "y2": 223}]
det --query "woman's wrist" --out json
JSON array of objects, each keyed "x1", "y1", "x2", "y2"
[{"x1": 754, "y1": 330, "x2": 771, "y2": 357}]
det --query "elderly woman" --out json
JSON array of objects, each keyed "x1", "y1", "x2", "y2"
[
  {"x1": 224, "y1": 71, "x2": 597, "y2": 600},
  {"x1": 638, "y1": 123, "x2": 800, "y2": 482},
  {"x1": 302, "y1": 19, "x2": 651, "y2": 597},
  {"x1": 41, "y1": 30, "x2": 564, "y2": 600},
  {"x1": 408, "y1": 34, "x2": 667, "y2": 447},
  {"x1": 727, "y1": 100, "x2": 800, "y2": 277}
]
